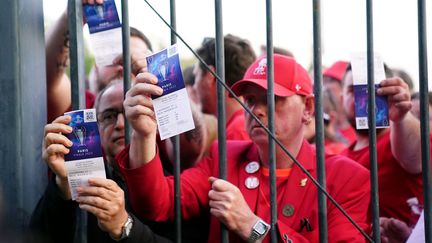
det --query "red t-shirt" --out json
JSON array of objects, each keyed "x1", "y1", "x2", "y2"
[
  {"x1": 225, "y1": 109, "x2": 250, "y2": 141},
  {"x1": 341, "y1": 131, "x2": 424, "y2": 225}
]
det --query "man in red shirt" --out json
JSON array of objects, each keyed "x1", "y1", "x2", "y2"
[
  {"x1": 341, "y1": 64, "x2": 424, "y2": 226},
  {"x1": 117, "y1": 54, "x2": 371, "y2": 242},
  {"x1": 193, "y1": 35, "x2": 256, "y2": 140}
]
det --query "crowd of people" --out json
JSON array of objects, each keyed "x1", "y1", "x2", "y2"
[{"x1": 28, "y1": 1, "x2": 430, "y2": 242}]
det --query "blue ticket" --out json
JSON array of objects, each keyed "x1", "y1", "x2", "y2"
[
  {"x1": 84, "y1": 0, "x2": 121, "y2": 34},
  {"x1": 64, "y1": 109, "x2": 106, "y2": 200},
  {"x1": 354, "y1": 84, "x2": 390, "y2": 129},
  {"x1": 146, "y1": 44, "x2": 195, "y2": 140}
]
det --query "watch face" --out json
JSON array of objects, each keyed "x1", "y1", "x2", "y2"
[{"x1": 255, "y1": 221, "x2": 268, "y2": 234}]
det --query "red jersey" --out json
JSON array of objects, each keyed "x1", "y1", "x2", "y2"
[
  {"x1": 341, "y1": 131, "x2": 424, "y2": 225},
  {"x1": 117, "y1": 140, "x2": 371, "y2": 242},
  {"x1": 226, "y1": 109, "x2": 250, "y2": 140}
]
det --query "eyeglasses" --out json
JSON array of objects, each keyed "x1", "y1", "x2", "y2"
[{"x1": 97, "y1": 108, "x2": 125, "y2": 126}]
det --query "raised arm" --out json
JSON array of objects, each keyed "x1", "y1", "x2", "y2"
[
  {"x1": 46, "y1": 0, "x2": 103, "y2": 122},
  {"x1": 378, "y1": 77, "x2": 422, "y2": 174},
  {"x1": 123, "y1": 72, "x2": 163, "y2": 168},
  {"x1": 45, "y1": 10, "x2": 72, "y2": 122}
]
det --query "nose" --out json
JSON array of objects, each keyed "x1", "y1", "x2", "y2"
[
  {"x1": 250, "y1": 101, "x2": 267, "y2": 118},
  {"x1": 114, "y1": 112, "x2": 125, "y2": 129}
]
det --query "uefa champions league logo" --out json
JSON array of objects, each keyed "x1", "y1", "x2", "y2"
[{"x1": 73, "y1": 115, "x2": 86, "y2": 147}]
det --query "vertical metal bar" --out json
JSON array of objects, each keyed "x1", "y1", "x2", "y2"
[
  {"x1": 0, "y1": 0, "x2": 46, "y2": 238},
  {"x1": 68, "y1": 0, "x2": 87, "y2": 242},
  {"x1": 214, "y1": 0, "x2": 228, "y2": 242},
  {"x1": 417, "y1": 0, "x2": 432, "y2": 242},
  {"x1": 169, "y1": 0, "x2": 182, "y2": 242},
  {"x1": 265, "y1": 1, "x2": 277, "y2": 242},
  {"x1": 366, "y1": 0, "x2": 380, "y2": 242},
  {"x1": 68, "y1": 0, "x2": 86, "y2": 111},
  {"x1": 312, "y1": 0, "x2": 327, "y2": 242},
  {"x1": 121, "y1": 0, "x2": 131, "y2": 144}
]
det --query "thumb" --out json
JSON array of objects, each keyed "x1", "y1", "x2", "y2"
[{"x1": 208, "y1": 176, "x2": 218, "y2": 184}]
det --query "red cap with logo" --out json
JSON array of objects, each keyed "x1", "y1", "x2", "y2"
[
  {"x1": 231, "y1": 54, "x2": 312, "y2": 97},
  {"x1": 322, "y1": 60, "x2": 349, "y2": 82}
]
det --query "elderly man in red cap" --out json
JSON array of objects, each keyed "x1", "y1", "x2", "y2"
[{"x1": 116, "y1": 54, "x2": 371, "y2": 242}]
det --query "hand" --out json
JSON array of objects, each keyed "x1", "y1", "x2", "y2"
[
  {"x1": 76, "y1": 178, "x2": 129, "y2": 239},
  {"x1": 82, "y1": 0, "x2": 104, "y2": 4},
  {"x1": 208, "y1": 177, "x2": 258, "y2": 240},
  {"x1": 113, "y1": 49, "x2": 152, "y2": 77},
  {"x1": 124, "y1": 72, "x2": 163, "y2": 137},
  {"x1": 377, "y1": 77, "x2": 412, "y2": 123},
  {"x1": 42, "y1": 115, "x2": 73, "y2": 198},
  {"x1": 379, "y1": 217, "x2": 412, "y2": 243}
]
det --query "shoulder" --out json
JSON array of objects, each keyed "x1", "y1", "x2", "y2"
[
  {"x1": 208, "y1": 140, "x2": 256, "y2": 163},
  {"x1": 325, "y1": 154, "x2": 370, "y2": 179}
]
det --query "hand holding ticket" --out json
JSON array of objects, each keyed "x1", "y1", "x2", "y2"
[
  {"x1": 351, "y1": 52, "x2": 390, "y2": 129},
  {"x1": 145, "y1": 44, "x2": 195, "y2": 140},
  {"x1": 64, "y1": 109, "x2": 106, "y2": 200}
]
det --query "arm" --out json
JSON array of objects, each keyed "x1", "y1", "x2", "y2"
[
  {"x1": 378, "y1": 77, "x2": 422, "y2": 174},
  {"x1": 45, "y1": 11, "x2": 72, "y2": 122},
  {"x1": 46, "y1": 0, "x2": 103, "y2": 122},
  {"x1": 116, "y1": 146, "x2": 212, "y2": 221},
  {"x1": 123, "y1": 72, "x2": 162, "y2": 168},
  {"x1": 76, "y1": 178, "x2": 172, "y2": 243},
  {"x1": 29, "y1": 115, "x2": 75, "y2": 242},
  {"x1": 207, "y1": 177, "x2": 265, "y2": 242}
]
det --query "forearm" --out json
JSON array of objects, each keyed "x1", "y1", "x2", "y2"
[
  {"x1": 391, "y1": 112, "x2": 422, "y2": 174},
  {"x1": 129, "y1": 131, "x2": 157, "y2": 169},
  {"x1": 46, "y1": 11, "x2": 70, "y2": 86},
  {"x1": 46, "y1": 11, "x2": 72, "y2": 121}
]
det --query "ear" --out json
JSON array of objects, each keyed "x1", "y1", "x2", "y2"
[
  {"x1": 205, "y1": 65, "x2": 217, "y2": 87},
  {"x1": 302, "y1": 95, "x2": 315, "y2": 124}
]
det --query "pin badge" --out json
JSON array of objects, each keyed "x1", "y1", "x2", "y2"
[
  {"x1": 245, "y1": 161, "x2": 260, "y2": 174},
  {"x1": 300, "y1": 178, "x2": 308, "y2": 187},
  {"x1": 245, "y1": 176, "x2": 259, "y2": 189},
  {"x1": 282, "y1": 204, "x2": 295, "y2": 217}
]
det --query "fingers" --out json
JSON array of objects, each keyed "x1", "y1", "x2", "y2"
[
  {"x1": 124, "y1": 95, "x2": 156, "y2": 120},
  {"x1": 82, "y1": 0, "x2": 103, "y2": 5},
  {"x1": 112, "y1": 51, "x2": 152, "y2": 76},
  {"x1": 44, "y1": 132, "x2": 73, "y2": 148},
  {"x1": 88, "y1": 178, "x2": 121, "y2": 192},
  {"x1": 378, "y1": 77, "x2": 410, "y2": 98},
  {"x1": 43, "y1": 144, "x2": 70, "y2": 159},
  {"x1": 209, "y1": 177, "x2": 238, "y2": 193},
  {"x1": 45, "y1": 116, "x2": 72, "y2": 136},
  {"x1": 135, "y1": 72, "x2": 160, "y2": 86},
  {"x1": 76, "y1": 179, "x2": 124, "y2": 212},
  {"x1": 127, "y1": 82, "x2": 163, "y2": 99}
]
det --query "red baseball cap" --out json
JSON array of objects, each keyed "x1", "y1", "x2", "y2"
[
  {"x1": 231, "y1": 54, "x2": 312, "y2": 97},
  {"x1": 322, "y1": 61, "x2": 349, "y2": 82}
]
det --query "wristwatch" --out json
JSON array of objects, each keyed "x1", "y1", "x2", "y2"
[
  {"x1": 248, "y1": 218, "x2": 270, "y2": 242},
  {"x1": 117, "y1": 214, "x2": 134, "y2": 241}
]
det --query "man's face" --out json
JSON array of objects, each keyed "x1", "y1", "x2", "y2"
[
  {"x1": 341, "y1": 70, "x2": 357, "y2": 128},
  {"x1": 97, "y1": 83, "x2": 125, "y2": 162},
  {"x1": 323, "y1": 77, "x2": 343, "y2": 101},
  {"x1": 93, "y1": 36, "x2": 150, "y2": 92},
  {"x1": 193, "y1": 63, "x2": 217, "y2": 115},
  {"x1": 242, "y1": 84, "x2": 308, "y2": 147}
]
